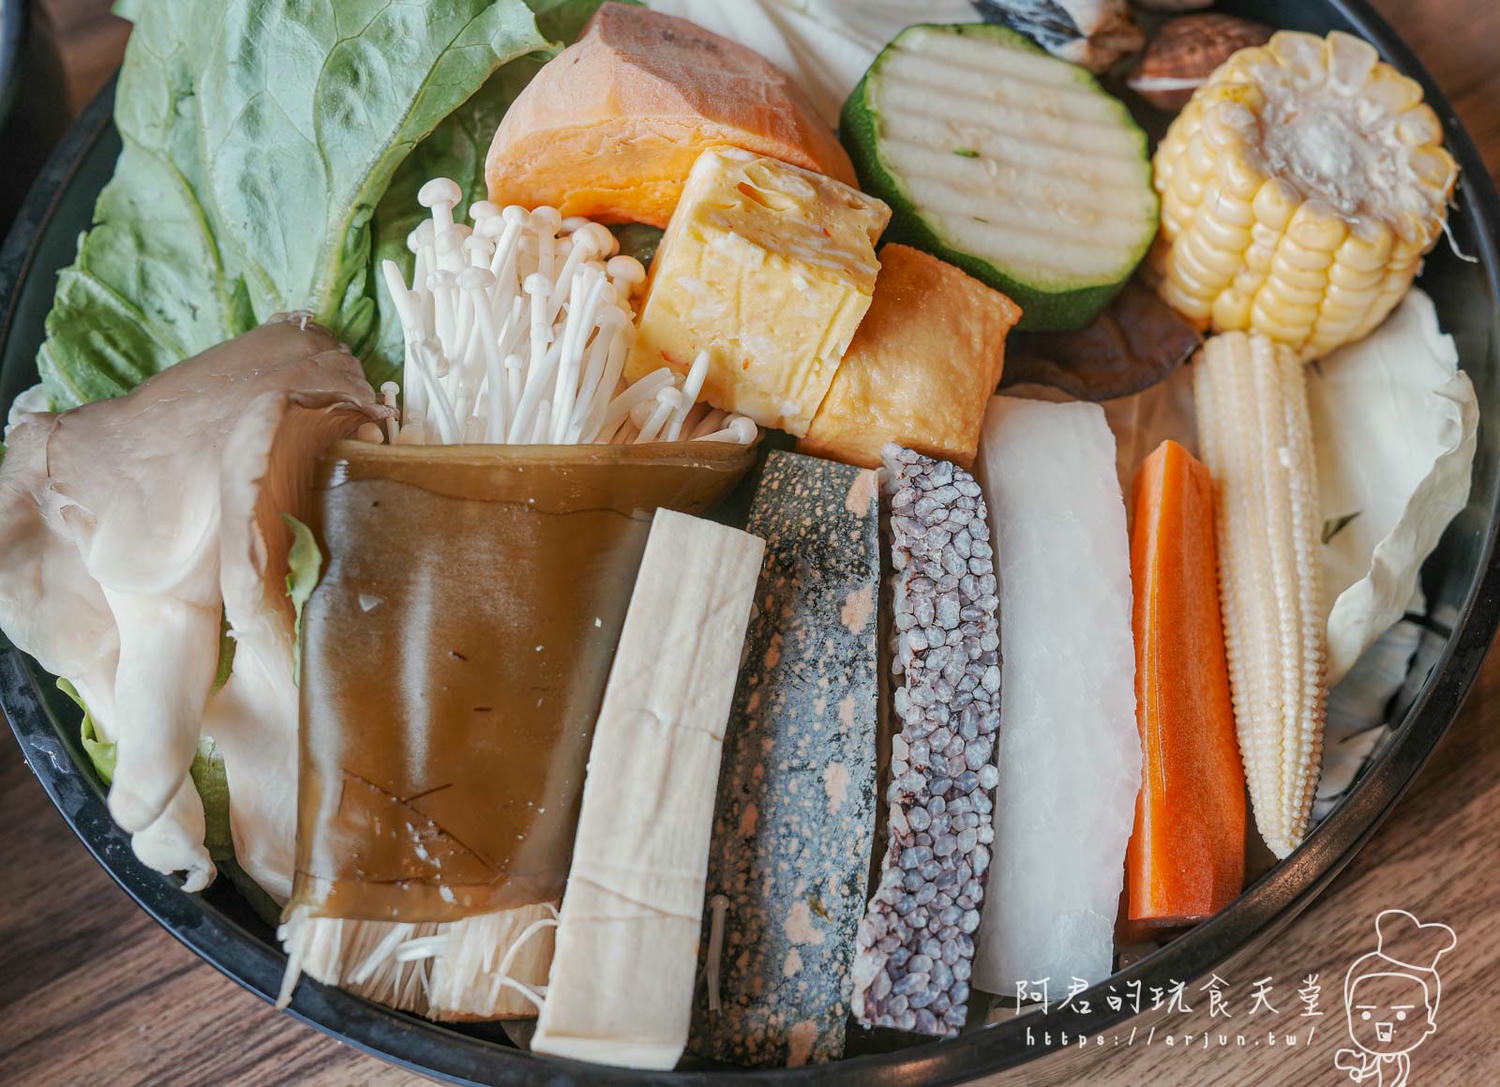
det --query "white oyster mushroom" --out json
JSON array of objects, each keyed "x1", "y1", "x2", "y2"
[
  {"x1": 0, "y1": 315, "x2": 387, "y2": 890},
  {"x1": 4, "y1": 381, "x2": 50, "y2": 435},
  {"x1": 0, "y1": 422, "x2": 120, "y2": 726},
  {"x1": 131, "y1": 778, "x2": 215, "y2": 892},
  {"x1": 0, "y1": 423, "x2": 215, "y2": 886}
]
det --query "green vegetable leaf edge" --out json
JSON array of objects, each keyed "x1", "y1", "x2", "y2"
[
  {"x1": 57, "y1": 677, "x2": 235, "y2": 861},
  {"x1": 282, "y1": 513, "x2": 323, "y2": 687}
]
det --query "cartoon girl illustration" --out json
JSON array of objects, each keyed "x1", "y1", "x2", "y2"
[{"x1": 1334, "y1": 909, "x2": 1457, "y2": 1087}]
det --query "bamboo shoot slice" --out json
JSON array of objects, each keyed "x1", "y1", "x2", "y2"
[
  {"x1": 532, "y1": 509, "x2": 764, "y2": 1069},
  {"x1": 972, "y1": 397, "x2": 1140, "y2": 994}
]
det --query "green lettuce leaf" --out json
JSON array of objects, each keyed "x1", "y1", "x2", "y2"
[
  {"x1": 62, "y1": 677, "x2": 118, "y2": 783},
  {"x1": 526, "y1": 0, "x2": 631, "y2": 42},
  {"x1": 189, "y1": 735, "x2": 235, "y2": 863},
  {"x1": 281, "y1": 514, "x2": 323, "y2": 687},
  {"x1": 59, "y1": 677, "x2": 235, "y2": 862},
  {"x1": 40, "y1": 0, "x2": 552, "y2": 408},
  {"x1": 222, "y1": 860, "x2": 285, "y2": 926},
  {"x1": 611, "y1": 223, "x2": 664, "y2": 265}
]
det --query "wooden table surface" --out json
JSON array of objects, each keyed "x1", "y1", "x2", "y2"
[{"x1": 2, "y1": 2, "x2": 1498, "y2": 1084}]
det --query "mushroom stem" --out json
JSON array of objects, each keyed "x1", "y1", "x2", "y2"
[
  {"x1": 485, "y1": 357, "x2": 505, "y2": 444},
  {"x1": 633, "y1": 388, "x2": 682, "y2": 444},
  {"x1": 603, "y1": 368, "x2": 675, "y2": 433},
  {"x1": 379, "y1": 382, "x2": 401, "y2": 445},
  {"x1": 662, "y1": 351, "x2": 709, "y2": 442}
]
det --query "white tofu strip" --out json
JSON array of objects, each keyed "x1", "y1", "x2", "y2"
[
  {"x1": 972, "y1": 397, "x2": 1140, "y2": 995},
  {"x1": 532, "y1": 509, "x2": 765, "y2": 1069}
]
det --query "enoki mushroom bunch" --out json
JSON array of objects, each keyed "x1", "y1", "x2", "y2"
[{"x1": 380, "y1": 178, "x2": 756, "y2": 447}]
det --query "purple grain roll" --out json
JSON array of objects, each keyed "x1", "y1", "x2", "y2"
[{"x1": 850, "y1": 445, "x2": 1002, "y2": 1037}]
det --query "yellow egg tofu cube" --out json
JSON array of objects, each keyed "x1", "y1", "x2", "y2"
[{"x1": 625, "y1": 148, "x2": 890, "y2": 436}]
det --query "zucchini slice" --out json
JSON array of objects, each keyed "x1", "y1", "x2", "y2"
[{"x1": 841, "y1": 23, "x2": 1158, "y2": 331}]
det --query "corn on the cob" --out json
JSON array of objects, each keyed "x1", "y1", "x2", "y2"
[
  {"x1": 1151, "y1": 31, "x2": 1457, "y2": 360},
  {"x1": 1193, "y1": 331, "x2": 1326, "y2": 859}
]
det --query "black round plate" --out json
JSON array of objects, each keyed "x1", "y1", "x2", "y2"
[{"x1": 3, "y1": 1, "x2": 1499, "y2": 1083}]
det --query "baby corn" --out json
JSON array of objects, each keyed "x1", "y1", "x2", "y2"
[
  {"x1": 1151, "y1": 31, "x2": 1457, "y2": 359},
  {"x1": 1193, "y1": 331, "x2": 1326, "y2": 859}
]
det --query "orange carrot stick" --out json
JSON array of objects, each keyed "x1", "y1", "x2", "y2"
[{"x1": 1126, "y1": 440, "x2": 1246, "y2": 924}]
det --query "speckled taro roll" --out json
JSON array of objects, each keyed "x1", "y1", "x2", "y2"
[
  {"x1": 691, "y1": 450, "x2": 881, "y2": 1067},
  {"x1": 850, "y1": 444, "x2": 1002, "y2": 1037}
]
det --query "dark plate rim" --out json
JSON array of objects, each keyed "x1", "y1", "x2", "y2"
[
  {"x1": 0, "y1": 0, "x2": 25, "y2": 128},
  {"x1": 3, "y1": 1, "x2": 1500, "y2": 1083}
]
